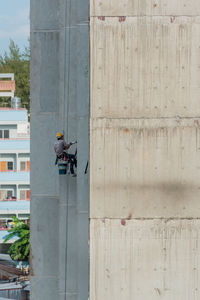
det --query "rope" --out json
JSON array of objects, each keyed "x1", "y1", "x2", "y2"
[{"x1": 63, "y1": 0, "x2": 72, "y2": 298}]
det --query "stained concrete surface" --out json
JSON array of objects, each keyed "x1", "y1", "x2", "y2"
[{"x1": 90, "y1": 1, "x2": 200, "y2": 299}]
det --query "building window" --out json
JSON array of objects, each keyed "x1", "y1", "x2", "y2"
[
  {"x1": 20, "y1": 190, "x2": 30, "y2": 200},
  {"x1": 26, "y1": 190, "x2": 30, "y2": 200},
  {"x1": 0, "y1": 130, "x2": 10, "y2": 139},
  {"x1": 7, "y1": 162, "x2": 13, "y2": 170},
  {"x1": 4, "y1": 130, "x2": 9, "y2": 138},
  {"x1": 0, "y1": 190, "x2": 6, "y2": 200},
  {"x1": 20, "y1": 161, "x2": 30, "y2": 171},
  {"x1": 20, "y1": 190, "x2": 26, "y2": 200},
  {"x1": 20, "y1": 162, "x2": 26, "y2": 171},
  {"x1": 0, "y1": 161, "x2": 14, "y2": 172},
  {"x1": 7, "y1": 190, "x2": 13, "y2": 198},
  {"x1": 0, "y1": 162, "x2": 7, "y2": 172}
]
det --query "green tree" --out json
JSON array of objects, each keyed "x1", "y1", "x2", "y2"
[
  {"x1": 0, "y1": 39, "x2": 30, "y2": 111},
  {"x1": 4, "y1": 216, "x2": 30, "y2": 261}
]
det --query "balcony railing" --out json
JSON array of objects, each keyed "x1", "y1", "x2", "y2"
[
  {"x1": 0, "y1": 171, "x2": 30, "y2": 182},
  {"x1": 0, "y1": 200, "x2": 30, "y2": 210},
  {"x1": 0, "y1": 137, "x2": 29, "y2": 140},
  {"x1": 1, "y1": 198, "x2": 30, "y2": 201},
  {"x1": 0, "y1": 139, "x2": 30, "y2": 151},
  {"x1": 0, "y1": 170, "x2": 29, "y2": 172}
]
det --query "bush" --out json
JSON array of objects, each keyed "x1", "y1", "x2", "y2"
[{"x1": 4, "y1": 216, "x2": 30, "y2": 261}]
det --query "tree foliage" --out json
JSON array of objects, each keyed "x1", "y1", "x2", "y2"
[
  {"x1": 4, "y1": 216, "x2": 30, "y2": 261},
  {"x1": 0, "y1": 39, "x2": 30, "y2": 111}
]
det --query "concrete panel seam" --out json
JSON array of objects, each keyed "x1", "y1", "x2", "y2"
[
  {"x1": 77, "y1": 211, "x2": 89, "y2": 214},
  {"x1": 59, "y1": 204, "x2": 77, "y2": 208},
  {"x1": 31, "y1": 29, "x2": 61, "y2": 33},
  {"x1": 64, "y1": 24, "x2": 89, "y2": 29},
  {"x1": 31, "y1": 195, "x2": 59, "y2": 199},
  {"x1": 90, "y1": 217, "x2": 200, "y2": 220},
  {"x1": 90, "y1": 116, "x2": 200, "y2": 121},
  {"x1": 31, "y1": 24, "x2": 89, "y2": 32},
  {"x1": 90, "y1": 15, "x2": 200, "y2": 18},
  {"x1": 30, "y1": 276, "x2": 58, "y2": 279},
  {"x1": 59, "y1": 292, "x2": 78, "y2": 296},
  {"x1": 31, "y1": 112, "x2": 59, "y2": 116}
]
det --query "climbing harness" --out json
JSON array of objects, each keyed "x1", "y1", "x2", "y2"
[
  {"x1": 55, "y1": 141, "x2": 89, "y2": 176},
  {"x1": 56, "y1": 141, "x2": 77, "y2": 176}
]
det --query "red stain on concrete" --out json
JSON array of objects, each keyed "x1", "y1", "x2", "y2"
[
  {"x1": 123, "y1": 128, "x2": 129, "y2": 133},
  {"x1": 121, "y1": 219, "x2": 126, "y2": 226},
  {"x1": 98, "y1": 16, "x2": 105, "y2": 21},
  {"x1": 170, "y1": 16, "x2": 175, "y2": 23},
  {"x1": 29, "y1": 247, "x2": 35, "y2": 276},
  {"x1": 119, "y1": 16, "x2": 126, "y2": 22}
]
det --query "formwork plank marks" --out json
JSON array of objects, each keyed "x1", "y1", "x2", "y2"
[
  {"x1": 90, "y1": 219, "x2": 200, "y2": 300},
  {"x1": 91, "y1": 17, "x2": 200, "y2": 119},
  {"x1": 91, "y1": 0, "x2": 200, "y2": 16},
  {"x1": 90, "y1": 118, "x2": 200, "y2": 218}
]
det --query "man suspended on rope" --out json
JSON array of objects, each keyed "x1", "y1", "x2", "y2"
[{"x1": 54, "y1": 132, "x2": 77, "y2": 176}]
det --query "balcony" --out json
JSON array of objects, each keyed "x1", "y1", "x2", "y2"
[
  {"x1": 0, "y1": 201, "x2": 30, "y2": 242},
  {"x1": 0, "y1": 200, "x2": 30, "y2": 212},
  {"x1": 0, "y1": 109, "x2": 28, "y2": 122},
  {"x1": 0, "y1": 231, "x2": 18, "y2": 243},
  {"x1": 0, "y1": 139, "x2": 30, "y2": 152},
  {"x1": 0, "y1": 171, "x2": 29, "y2": 184}
]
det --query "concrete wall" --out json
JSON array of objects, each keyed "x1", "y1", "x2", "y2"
[
  {"x1": 90, "y1": 1, "x2": 200, "y2": 299},
  {"x1": 30, "y1": 0, "x2": 89, "y2": 299},
  {"x1": 31, "y1": 0, "x2": 200, "y2": 298}
]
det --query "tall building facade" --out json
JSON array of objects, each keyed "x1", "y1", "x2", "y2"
[{"x1": 31, "y1": 0, "x2": 200, "y2": 299}]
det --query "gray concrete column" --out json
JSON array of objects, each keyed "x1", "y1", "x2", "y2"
[{"x1": 30, "y1": 0, "x2": 89, "y2": 299}]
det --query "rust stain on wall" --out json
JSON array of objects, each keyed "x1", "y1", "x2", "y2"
[
  {"x1": 90, "y1": 1, "x2": 200, "y2": 299},
  {"x1": 121, "y1": 219, "x2": 126, "y2": 226},
  {"x1": 29, "y1": 246, "x2": 35, "y2": 277},
  {"x1": 119, "y1": 16, "x2": 126, "y2": 22}
]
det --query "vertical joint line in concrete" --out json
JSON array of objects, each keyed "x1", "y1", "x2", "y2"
[{"x1": 63, "y1": 0, "x2": 72, "y2": 299}]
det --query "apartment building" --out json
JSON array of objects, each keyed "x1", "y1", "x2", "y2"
[{"x1": 0, "y1": 106, "x2": 30, "y2": 201}]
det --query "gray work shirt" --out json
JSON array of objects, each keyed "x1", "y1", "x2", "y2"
[{"x1": 54, "y1": 140, "x2": 67, "y2": 156}]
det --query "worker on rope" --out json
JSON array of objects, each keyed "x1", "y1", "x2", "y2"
[{"x1": 54, "y1": 132, "x2": 77, "y2": 176}]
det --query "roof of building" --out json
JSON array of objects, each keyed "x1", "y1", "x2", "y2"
[
  {"x1": 0, "y1": 297, "x2": 15, "y2": 300},
  {"x1": 0, "y1": 172, "x2": 29, "y2": 182},
  {"x1": 0, "y1": 140, "x2": 30, "y2": 151},
  {"x1": 0, "y1": 201, "x2": 30, "y2": 211},
  {"x1": 0, "y1": 109, "x2": 27, "y2": 122},
  {"x1": 0, "y1": 231, "x2": 18, "y2": 244},
  {"x1": 0, "y1": 282, "x2": 24, "y2": 290},
  {"x1": 0, "y1": 254, "x2": 13, "y2": 262}
]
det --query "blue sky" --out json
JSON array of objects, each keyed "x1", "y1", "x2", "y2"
[{"x1": 0, "y1": 0, "x2": 30, "y2": 55}]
